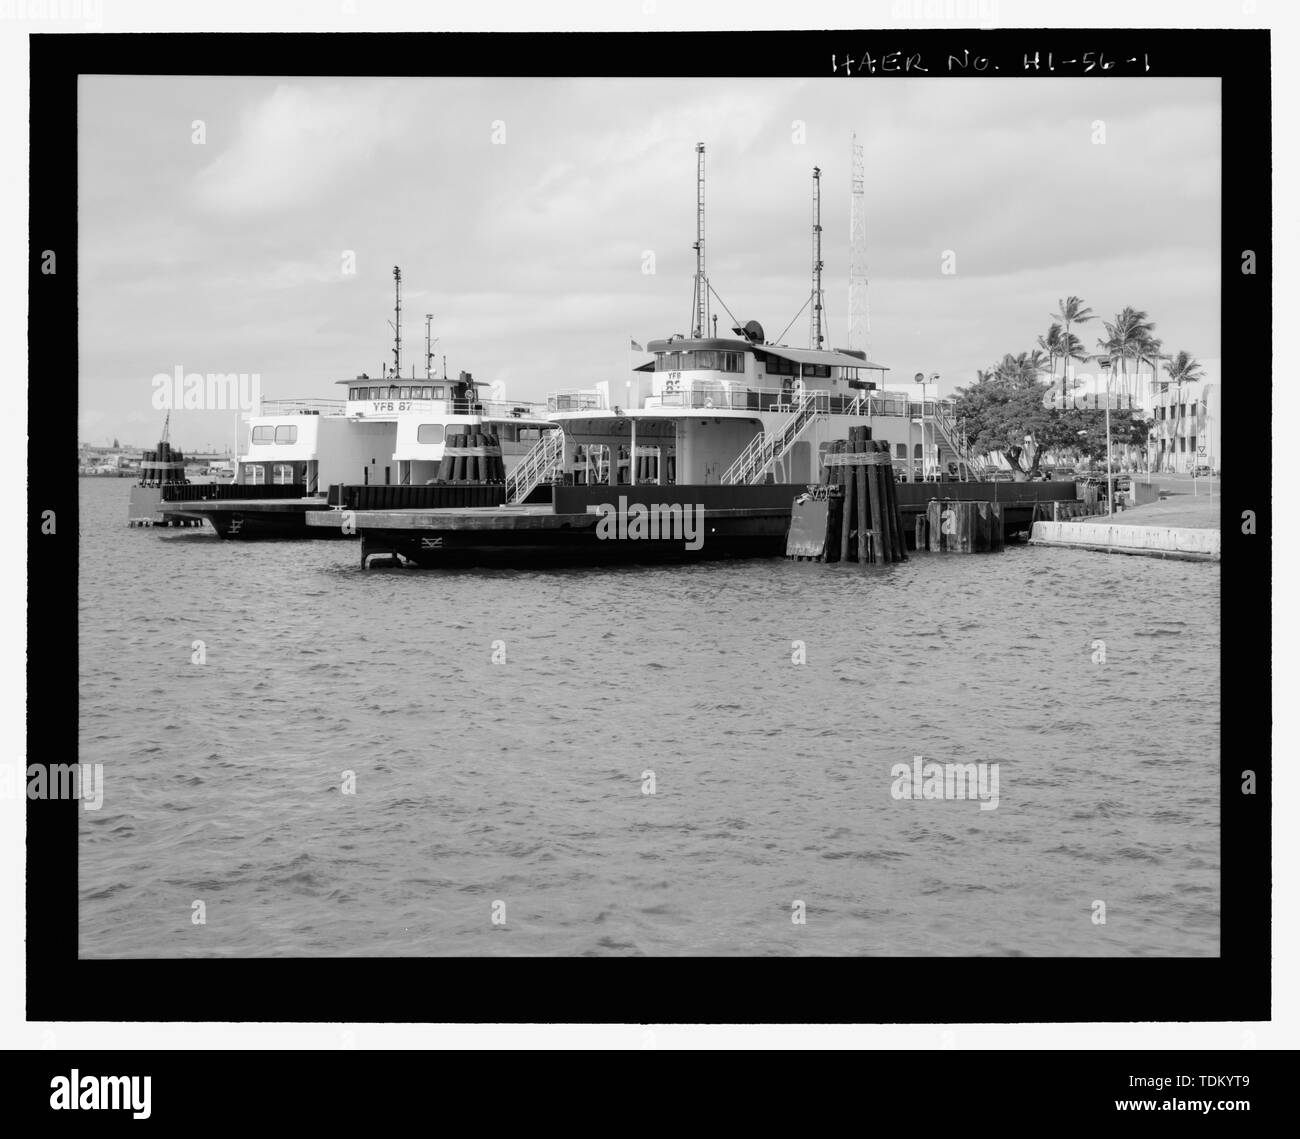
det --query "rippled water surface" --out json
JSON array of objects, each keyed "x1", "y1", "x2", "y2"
[{"x1": 78, "y1": 479, "x2": 1220, "y2": 956}]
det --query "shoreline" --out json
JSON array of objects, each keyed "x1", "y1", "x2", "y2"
[{"x1": 1029, "y1": 494, "x2": 1221, "y2": 561}]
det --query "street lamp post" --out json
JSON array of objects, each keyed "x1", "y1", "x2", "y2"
[
  {"x1": 912, "y1": 371, "x2": 925, "y2": 481},
  {"x1": 912, "y1": 371, "x2": 941, "y2": 481},
  {"x1": 927, "y1": 373, "x2": 940, "y2": 479}
]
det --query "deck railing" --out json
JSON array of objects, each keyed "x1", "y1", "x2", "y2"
[
  {"x1": 721, "y1": 392, "x2": 828, "y2": 485},
  {"x1": 258, "y1": 399, "x2": 346, "y2": 416}
]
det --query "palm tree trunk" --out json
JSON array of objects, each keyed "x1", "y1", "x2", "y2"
[{"x1": 1062, "y1": 321, "x2": 1069, "y2": 399}]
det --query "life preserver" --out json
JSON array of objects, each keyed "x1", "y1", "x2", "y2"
[{"x1": 704, "y1": 398, "x2": 714, "y2": 409}]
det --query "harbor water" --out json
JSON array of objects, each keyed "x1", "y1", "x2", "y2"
[{"x1": 78, "y1": 479, "x2": 1221, "y2": 956}]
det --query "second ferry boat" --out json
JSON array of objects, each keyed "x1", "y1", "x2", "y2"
[{"x1": 159, "y1": 271, "x2": 557, "y2": 538}]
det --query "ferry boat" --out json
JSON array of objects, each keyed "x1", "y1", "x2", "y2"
[
  {"x1": 329, "y1": 323, "x2": 995, "y2": 565},
  {"x1": 156, "y1": 278, "x2": 557, "y2": 538},
  {"x1": 323, "y1": 147, "x2": 1081, "y2": 567}
]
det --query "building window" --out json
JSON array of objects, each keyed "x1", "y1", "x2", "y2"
[
  {"x1": 274, "y1": 425, "x2": 298, "y2": 444},
  {"x1": 914, "y1": 443, "x2": 923, "y2": 459},
  {"x1": 1190, "y1": 435, "x2": 1196, "y2": 451},
  {"x1": 272, "y1": 464, "x2": 294, "y2": 484},
  {"x1": 251, "y1": 425, "x2": 275, "y2": 443},
  {"x1": 416, "y1": 423, "x2": 445, "y2": 444},
  {"x1": 1179, "y1": 437, "x2": 1186, "y2": 452}
]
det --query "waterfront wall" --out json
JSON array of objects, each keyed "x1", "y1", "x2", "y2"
[{"x1": 1030, "y1": 520, "x2": 1220, "y2": 561}]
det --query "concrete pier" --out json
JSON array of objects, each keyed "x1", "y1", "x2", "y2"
[{"x1": 1028, "y1": 497, "x2": 1221, "y2": 562}]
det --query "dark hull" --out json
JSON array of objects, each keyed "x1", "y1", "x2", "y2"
[
  {"x1": 363, "y1": 524, "x2": 788, "y2": 568},
  {"x1": 352, "y1": 482, "x2": 1084, "y2": 569},
  {"x1": 205, "y1": 510, "x2": 351, "y2": 540}
]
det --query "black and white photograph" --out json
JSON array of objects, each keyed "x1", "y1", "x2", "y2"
[
  {"x1": 76, "y1": 70, "x2": 1228, "y2": 961},
  {"x1": 6, "y1": 0, "x2": 1292, "y2": 1090}
]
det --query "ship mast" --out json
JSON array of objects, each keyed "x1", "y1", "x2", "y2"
[
  {"x1": 425, "y1": 313, "x2": 438, "y2": 380},
  {"x1": 810, "y1": 166, "x2": 825, "y2": 350},
  {"x1": 690, "y1": 142, "x2": 709, "y2": 339},
  {"x1": 390, "y1": 266, "x2": 402, "y2": 378}
]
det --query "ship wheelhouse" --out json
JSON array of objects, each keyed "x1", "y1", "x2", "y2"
[
  {"x1": 539, "y1": 331, "x2": 936, "y2": 488},
  {"x1": 537, "y1": 329, "x2": 976, "y2": 487},
  {"x1": 236, "y1": 370, "x2": 554, "y2": 491}
]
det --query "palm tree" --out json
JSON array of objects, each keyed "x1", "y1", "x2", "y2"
[
  {"x1": 1132, "y1": 333, "x2": 1164, "y2": 469},
  {"x1": 1037, "y1": 323, "x2": 1063, "y2": 386},
  {"x1": 1101, "y1": 307, "x2": 1155, "y2": 402},
  {"x1": 994, "y1": 350, "x2": 1049, "y2": 387},
  {"x1": 1163, "y1": 350, "x2": 1204, "y2": 472},
  {"x1": 1057, "y1": 331, "x2": 1088, "y2": 390},
  {"x1": 1052, "y1": 296, "x2": 1095, "y2": 399}
]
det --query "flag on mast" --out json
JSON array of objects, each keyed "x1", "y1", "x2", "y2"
[{"x1": 630, "y1": 339, "x2": 644, "y2": 352}]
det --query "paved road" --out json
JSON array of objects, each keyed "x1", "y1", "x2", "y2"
[{"x1": 1105, "y1": 494, "x2": 1220, "y2": 530}]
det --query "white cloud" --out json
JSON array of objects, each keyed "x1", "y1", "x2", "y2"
[{"x1": 192, "y1": 82, "x2": 408, "y2": 216}]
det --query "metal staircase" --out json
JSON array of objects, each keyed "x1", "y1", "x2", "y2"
[
  {"x1": 721, "y1": 391, "x2": 827, "y2": 485},
  {"x1": 505, "y1": 427, "x2": 566, "y2": 503},
  {"x1": 930, "y1": 402, "x2": 980, "y2": 481}
]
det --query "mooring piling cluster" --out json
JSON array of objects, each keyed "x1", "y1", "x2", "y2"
[
  {"x1": 786, "y1": 426, "x2": 908, "y2": 563},
  {"x1": 434, "y1": 433, "x2": 505, "y2": 483}
]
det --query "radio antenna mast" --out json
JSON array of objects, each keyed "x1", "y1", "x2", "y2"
[
  {"x1": 389, "y1": 266, "x2": 402, "y2": 377},
  {"x1": 690, "y1": 142, "x2": 709, "y2": 338},
  {"x1": 424, "y1": 313, "x2": 439, "y2": 380},
  {"x1": 810, "y1": 166, "x2": 825, "y2": 349}
]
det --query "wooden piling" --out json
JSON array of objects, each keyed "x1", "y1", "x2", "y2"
[
  {"x1": 878, "y1": 440, "x2": 904, "y2": 561},
  {"x1": 855, "y1": 431, "x2": 871, "y2": 564},
  {"x1": 865, "y1": 440, "x2": 886, "y2": 564},
  {"x1": 840, "y1": 439, "x2": 856, "y2": 563},
  {"x1": 927, "y1": 500, "x2": 943, "y2": 552}
]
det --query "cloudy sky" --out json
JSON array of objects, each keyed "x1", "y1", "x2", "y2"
[{"x1": 79, "y1": 75, "x2": 1219, "y2": 450}]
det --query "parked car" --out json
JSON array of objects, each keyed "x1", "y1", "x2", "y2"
[{"x1": 1192, "y1": 464, "x2": 1218, "y2": 478}]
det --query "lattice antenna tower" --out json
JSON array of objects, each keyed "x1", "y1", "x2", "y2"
[
  {"x1": 690, "y1": 142, "x2": 709, "y2": 339},
  {"x1": 847, "y1": 132, "x2": 871, "y2": 355}
]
